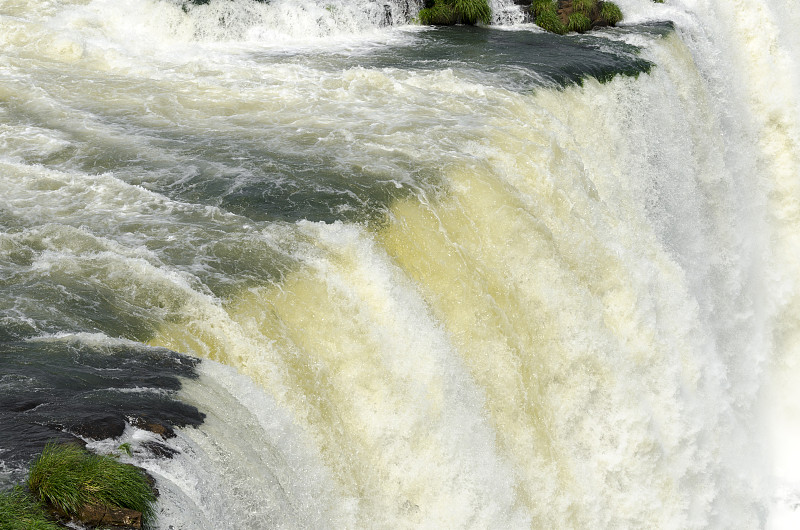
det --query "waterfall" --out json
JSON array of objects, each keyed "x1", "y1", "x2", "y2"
[{"x1": 1, "y1": 0, "x2": 798, "y2": 527}]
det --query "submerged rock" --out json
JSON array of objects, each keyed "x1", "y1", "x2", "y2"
[
  {"x1": 70, "y1": 413, "x2": 128, "y2": 440},
  {"x1": 0, "y1": 340, "x2": 204, "y2": 468},
  {"x1": 139, "y1": 440, "x2": 180, "y2": 459},
  {"x1": 129, "y1": 416, "x2": 176, "y2": 439}
]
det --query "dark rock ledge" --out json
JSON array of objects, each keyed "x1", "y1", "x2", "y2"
[{"x1": 0, "y1": 339, "x2": 205, "y2": 528}]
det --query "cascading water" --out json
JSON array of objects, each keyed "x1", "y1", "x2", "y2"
[{"x1": 1, "y1": 0, "x2": 798, "y2": 528}]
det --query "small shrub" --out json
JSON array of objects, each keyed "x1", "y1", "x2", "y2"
[
  {"x1": 600, "y1": 1, "x2": 623, "y2": 24},
  {"x1": 572, "y1": 0, "x2": 597, "y2": 15},
  {"x1": 535, "y1": 9, "x2": 567, "y2": 34},
  {"x1": 0, "y1": 487, "x2": 60, "y2": 530},
  {"x1": 27, "y1": 443, "x2": 156, "y2": 527},
  {"x1": 567, "y1": 11, "x2": 592, "y2": 32}
]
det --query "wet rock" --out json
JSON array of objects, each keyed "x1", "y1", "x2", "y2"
[
  {"x1": 51, "y1": 503, "x2": 143, "y2": 529},
  {"x1": 0, "y1": 417, "x2": 86, "y2": 465},
  {"x1": 0, "y1": 341, "x2": 203, "y2": 466},
  {"x1": 140, "y1": 440, "x2": 179, "y2": 459},
  {"x1": 141, "y1": 469, "x2": 160, "y2": 497},
  {"x1": 9, "y1": 399, "x2": 44, "y2": 412},
  {"x1": 130, "y1": 416, "x2": 175, "y2": 439},
  {"x1": 69, "y1": 413, "x2": 127, "y2": 440},
  {"x1": 82, "y1": 504, "x2": 142, "y2": 528}
]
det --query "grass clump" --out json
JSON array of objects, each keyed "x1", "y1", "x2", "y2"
[
  {"x1": 535, "y1": 8, "x2": 567, "y2": 34},
  {"x1": 417, "y1": 2, "x2": 458, "y2": 24},
  {"x1": 530, "y1": 0, "x2": 555, "y2": 16},
  {"x1": 572, "y1": 0, "x2": 596, "y2": 14},
  {"x1": 0, "y1": 487, "x2": 60, "y2": 530},
  {"x1": 27, "y1": 443, "x2": 155, "y2": 526},
  {"x1": 567, "y1": 11, "x2": 592, "y2": 32},
  {"x1": 535, "y1": 0, "x2": 624, "y2": 34},
  {"x1": 453, "y1": 0, "x2": 492, "y2": 24},
  {"x1": 600, "y1": 1, "x2": 623, "y2": 24},
  {"x1": 417, "y1": 0, "x2": 491, "y2": 25},
  {"x1": 118, "y1": 442, "x2": 133, "y2": 457}
]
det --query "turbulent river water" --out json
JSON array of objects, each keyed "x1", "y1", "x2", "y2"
[{"x1": 1, "y1": 0, "x2": 799, "y2": 528}]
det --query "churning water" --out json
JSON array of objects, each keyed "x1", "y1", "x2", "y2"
[{"x1": 1, "y1": 0, "x2": 799, "y2": 528}]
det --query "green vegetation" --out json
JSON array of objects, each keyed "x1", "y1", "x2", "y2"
[
  {"x1": 417, "y1": 0, "x2": 491, "y2": 25},
  {"x1": 600, "y1": 1, "x2": 623, "y2": 24},
  {"x1": 27, "y1": 443, "x2": 155, "y2": 526},
  {"x1": 417, "y1": 2, "x2": 457, "y2": 24},
  {"x1": 118, "y1": 442, "x2": 133, "y2": 457},
  {"x1": 453, "y1": 0, "x2": 492, "y2": 24},
  {"x1": 0, "y1": 487, "x2": 60, "y2": 530},
  {"x1": 567, "y1": 11, "x2": 592, "y2": 32},
  {"x1": 534, "y1": 2, "x2": 567, "y2": 34},
  {"x1": 530, "y1": 0, "x2": 555, "y2": 16},
  {"x1": 533, "y1": 0, "x2": 624, "y2": 34},
  {"x1": 532, "y1": 0, "x2": 569, "y2": 34},
  {"x1": 572, "y1": 0, "x2": 596, "y2": 14}
]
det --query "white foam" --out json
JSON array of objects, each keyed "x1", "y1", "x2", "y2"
[{"x1": 2, "y1": 0, "x2": 799, "y2": 527}]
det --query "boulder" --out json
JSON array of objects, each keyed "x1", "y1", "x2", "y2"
[
  {"x1": 74, "y1": 503, "x2": 143, "y2": 528},
  {"x1": 69, "y1": 413, "x2": 127, "y2": 440},
  {"x1": 130, "y1": 416, "x2": 176, "y2": 439}
]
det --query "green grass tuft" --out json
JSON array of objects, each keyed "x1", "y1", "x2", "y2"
[
  {"x1": 118, "y1": 442, "x2": 133, "y2": 457},
  {"x1": 567, "y1": 11, "x2": 592, "y2": 32},
  {"x1": 535, "y1": 8, "x2": 567, "y2": 34},
  {"x1": 417, "y1": 0, "x2": 491, "y2": 24},
  {"x1": 0, "y1": 487, "x2": 61, "y2": 530},
  {"x1": 572, "y1": 0, "x2": 597, "y2": 15},
  {"x1": 453, "y1": 0, "x2": 492, "y2": 24},
  {"x1": 600, "y1": 1, "x2": 623, "y2": 24},
  {"x1": 27, "y1": 444, "x2": 85, "y2": 515},
  {"x1": 530, "y1": 0, "x2": 556, "y2": 17},
  {"x1": 417, "y1": 3, "x2": 457, "y2": 24},
  {"x1": 27, "y1": 443, "x2": 156, "y2": 527}
]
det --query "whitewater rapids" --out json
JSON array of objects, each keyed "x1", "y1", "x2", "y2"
[{"x1": 1, "y1": 0, "x2": 798, "y2": 528}]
